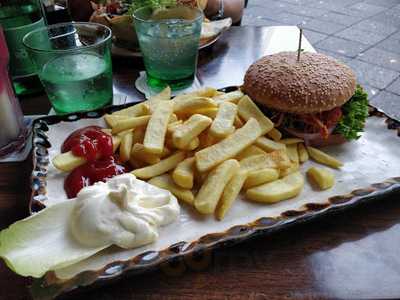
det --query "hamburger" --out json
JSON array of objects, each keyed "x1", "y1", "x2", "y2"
[{"x1": 242, "y1": 52, "x2": 369, "y2": 146}]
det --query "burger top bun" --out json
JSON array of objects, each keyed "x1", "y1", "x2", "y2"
[{"x1": 242, "y1": 52, "x2": 357, "y2": 114}]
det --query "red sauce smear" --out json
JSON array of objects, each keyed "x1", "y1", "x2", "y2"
[
  {"x1": 65, "y1": 156, "x2": 126, "y2": 199},
  {"x1": 61, "y1": 126, "x2": 113, "y2": 161}
]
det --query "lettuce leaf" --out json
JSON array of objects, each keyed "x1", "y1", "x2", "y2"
[
  {"x1": 334, "y1": 85, "x2": 369, "y2": 140},
  {"x1": 0, "y1": 200, "x2": 107, "y2": 278}
]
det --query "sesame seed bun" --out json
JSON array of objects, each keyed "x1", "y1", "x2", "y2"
[{"x1": 242, "y1": 52, "x2": 357, "y2": 114}]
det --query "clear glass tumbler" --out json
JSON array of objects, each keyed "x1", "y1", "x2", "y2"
[
  {"x1": 23, "y1": 22, "x2": 113, "y2": 114},
  {"x1": 133, "y1": 5, "x2": 203, "y2": 92}
]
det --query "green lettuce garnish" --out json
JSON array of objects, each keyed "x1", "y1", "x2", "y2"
[{"x1": 334, "y1": 85, "x2": 369, "y2": 140}]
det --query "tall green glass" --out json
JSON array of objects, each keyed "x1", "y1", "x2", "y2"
[
  {"x1": 133, "y1": 5, "x2": 203, "y2": 92},
  {"x1": 23, "y1": 22, "x2": 113, "y2": 114},
  {"x1": 0, "y1": 0, "x2": 45, "y2": 95}
]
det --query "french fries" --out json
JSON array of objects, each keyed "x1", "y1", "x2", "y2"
[
  {"x1": 148, "y1": 174, "x2": 194, "y2": 205},
  {"x1": 240, "y1": 154, "x2": 278, "y2": 172},
  {"x1": 52, "y1": 151, "x2": 86, "y2": 172},
  {"x1": 235, "y1": 145, "x2": 266, "y2": 161},
  {"x1": 298, "y1": 143, "x2": 309, "y2": 163},
  {"x1": 111, "y1": 102, "x2": 150, "y2": 117},
  {"x1": 112, "y1": 115, "x2": 151, "y2": 134},
  {"x1": 246, "y1": 172, "x2": 304, "y2": 203},
  {"x1": 255, "y1": 136, "x2": 286, "y2": 152},
  {"x1": 172, "y1": 157, "x2": 195, "y2": 189},
  {"x1": 119, "y1": 131, "x2": 133, "y2": 163},
  {"x1": 195, "y1": 118, "x2": 262, "y2": 172},
  {"x1": 286, "y1": 144, "x2": 299, "y2": 164},
  {"x1": 280, "y1": 138, "x2": 304, "y2": 145},
  {"x1": 184, "y1": 137, "x2": 200, "y2": 151},
  {"x1": 172, "y1": 114, "x2": 212, "y2": 149},
  {"x1": 112, "y1": 135, "x2": 122, "y2": 153},
  {"x1": 307, "y1": 167, "x2": 335, "y2": 190},
  {"x1": 209, "y1": 102, "x2": 237, "y2": 138},
  {"x1": 173, "y1": 97, "x2": 217, "y2": 114},
  {"x1": 198, "y1": 130, "x2": 217, "y2": 149},
  {"x1": 266, "y1": 128, "x2": 282, "y2": 141},
  {"x1": 167, "y1": 120, "x2": 183, "y2": 134},
  {"x1": 268, "y1": 150, "x2": 292, "y2": 170},
  {"x1": 132, "y1": 151, "x2": 185, "y2": 179},
  {"x1": 150, "y1": 86, "x2": 171, "y2": 101},
  {"x1": 104, "y1": 114, "x2": 128, "y2": 128},
  {"x1": 130, "y1": 143, "x2": 161, "y2": 165},
  {"x1": 145, "y1": 87, "x2": 172, "y2": 112},
  {"x1": 234, "y1": 115, "x2": 244, "y2": 128},
  {"x1": 216, "y1": 170, "x2": 248, "y2": 220},
  {"x1": 212, "y1": 90, "x2": 244, "y2": 104},
  {"x1": 307, "y1": 146, "x2": 343, "y2": 169},
  {"x1": 243, "y1": 168, "x2": 280, "y2": 189},
  {"x1": 132, "y1": 126, "x2": 146, "y2": 145},
  {"x1": 187, "y1": 107, "x2": 218, "y2": 119},
  {"x1": 116, "y1": 129, "x2": 132, "y2": 138},
  {"x1": 237, "y1": 95, "x2": 274, "y2": 135},
  {"x1": 195, "y1": 159, "x2": 240, "y2": 214},
  {"x1": 173, "y1": 87, "x2": 219, "y2": 102},
  {"x1": 279, "y1": 161, "x2": 299, "y2": 177},
  {"x1": 53, "y1": 131, "x2": 120, "y2": 172},
  {"x1": 143, "y1": 101, "x2": 174, "y2": 154}
]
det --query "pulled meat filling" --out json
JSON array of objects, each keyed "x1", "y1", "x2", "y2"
[{"x1": 270, "y1": 107, "x2": 343, "y2": 139}]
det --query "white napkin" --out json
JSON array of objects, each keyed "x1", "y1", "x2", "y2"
[
  {"x1": 135, "y1": 71, "x2": 202, "y2": 99},
  {"x1": 0, "y1": 117, "x2": 35, "y2": 163}
]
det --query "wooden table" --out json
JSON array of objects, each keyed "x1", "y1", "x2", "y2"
[{"x1": 1, "y1": 26, "x2": 400, "y2": 300}]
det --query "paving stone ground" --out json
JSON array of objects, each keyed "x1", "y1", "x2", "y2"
[{"x1": 242, "y1": 0, "x2": 400, "y2": 119}]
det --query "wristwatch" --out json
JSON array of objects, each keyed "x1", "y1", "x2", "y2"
[{"x1": 210, "y1": 0, "x2": 224, "y2": 20}]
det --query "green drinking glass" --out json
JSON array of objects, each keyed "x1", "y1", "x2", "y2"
[
  {"x1": 23, "y1": 22, "x2": 113, "y2": 114},
  {"x1": 133, "y1": 5, "x2": 203, "y2": 92}
]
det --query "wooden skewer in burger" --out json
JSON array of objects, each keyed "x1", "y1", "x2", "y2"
[{"x1": 242, "y1": 43, "x2": 369, "y2": 146}]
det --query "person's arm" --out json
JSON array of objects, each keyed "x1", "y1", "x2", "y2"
[{"x1": 204, "y1": 0, "x2": 245, "y2": 24}]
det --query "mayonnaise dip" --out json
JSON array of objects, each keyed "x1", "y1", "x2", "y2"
[{"x1": 70, "y1": 173, "x2": 180, "y2": 249}]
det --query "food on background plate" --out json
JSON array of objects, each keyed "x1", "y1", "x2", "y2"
[
  {"x1": 90, "y1": 0, "x2": 230, "y2": 51},
  {"x1": 242, "y1": 52, "x2": 369, "y2": 146},
  {"x1": 0, "y1": 174, "x2": 180, "y2": 277}
]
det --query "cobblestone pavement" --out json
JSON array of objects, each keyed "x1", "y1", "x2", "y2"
[{"x1": 242, "y1": 0, "x2": 400, "y2": 120}]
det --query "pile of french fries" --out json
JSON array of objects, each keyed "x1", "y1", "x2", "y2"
[{"x1": 53, "y1": 87, "x2": 343, "y2": 220}]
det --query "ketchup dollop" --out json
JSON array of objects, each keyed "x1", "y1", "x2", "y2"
[
  {"x1": 64, "y1": 156, "x2": 126, "y2": 199},
  {"x1": 61, "y1": 126, "x2": 113, "y2": 161}
]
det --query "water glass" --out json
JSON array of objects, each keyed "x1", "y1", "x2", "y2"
[
  {"x1": 23, "y1": 22, "x2": 113, "y2": 114},
  {"x1": 133, "y1": 5, "x2": 203, "y2": 92}
]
